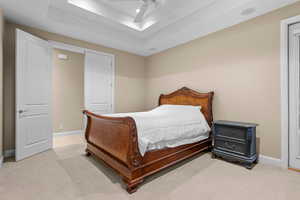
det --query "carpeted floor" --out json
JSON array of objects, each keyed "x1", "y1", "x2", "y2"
[{"x1": 0, "y1": 134, "x2": 299, "y2": 200}]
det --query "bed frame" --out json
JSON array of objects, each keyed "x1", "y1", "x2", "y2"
[{"x1": 83, "y1": 87, "x2": 214, "y2": 193}]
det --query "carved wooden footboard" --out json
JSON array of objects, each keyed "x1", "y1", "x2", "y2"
[
  {"x1": 83, "y1": 111, "x2": 143, "y2": 182},
  {"x1": 83, "y1": 87, "x2": 214, "y2": 193}
]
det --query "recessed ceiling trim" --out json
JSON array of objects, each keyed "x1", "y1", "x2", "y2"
[{"x1": 68, "y1": 0, "x2": 157, "y2": 31}]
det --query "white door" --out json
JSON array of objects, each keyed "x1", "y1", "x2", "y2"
[
  {"x1": 84, "y1": 50, "x2": 114, "y2": 115},
  {"x1": 289, "y1": 22, "x2": 300, "y2": 169},
  {"x1": 16, "y1": 29, "x2": 52, "y2": 161}
]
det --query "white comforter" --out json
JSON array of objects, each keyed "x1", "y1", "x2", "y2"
[{"x1": 105, "y1": 105, "x2": 210, "y2": 156}]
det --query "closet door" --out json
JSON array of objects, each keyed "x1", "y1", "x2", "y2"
[
  {"x1": 289, "y1": 22, "x2": 300, "y2": 170},
  {"x1": 84, "y1": 50, "x2": 114, "y2": 115}
]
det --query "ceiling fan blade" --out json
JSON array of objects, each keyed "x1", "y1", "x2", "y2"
[{"x1": 134, "y1": 3, "x2": 148, "y2": 23}]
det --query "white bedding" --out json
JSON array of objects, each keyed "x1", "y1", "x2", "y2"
[{"x1": 105, "y1": 105, "x2": 210, "y2": 156}]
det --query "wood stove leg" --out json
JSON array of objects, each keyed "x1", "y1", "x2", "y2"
[{"x1": 123, "y1": 178, "x2": 144, "y2": 194}]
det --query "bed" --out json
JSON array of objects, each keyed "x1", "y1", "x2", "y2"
[{"x1": 83, "y1": 87, "x2": 214, "y2": 193}]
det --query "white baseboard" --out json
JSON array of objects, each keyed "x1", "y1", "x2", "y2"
[
  {"x1": 3, "y1": 131, "x2": 84, "y2": 159},
  {"x1": 259, "y1": 155, "x2": 282, "y2": 168},
  {"x1": 0, "y1": 149, "x2": 283, "y2": 169},
  {"x1": 0, "y1": 156, "x2": 3, "y2": 168},
  {"x1": 4, "y1": 149, "x2": 16, "y2": 158},
  {"x1": 53, "y1": 130, "x2": 83, "y2": 137}
]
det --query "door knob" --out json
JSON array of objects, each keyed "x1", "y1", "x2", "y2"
[{"x1": 18, "y1": 110, "x2": 27, "y2": 114}]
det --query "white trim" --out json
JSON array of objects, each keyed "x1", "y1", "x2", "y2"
[
  {"x1": 4, "y1": 149, "x2": 16, "y2": 158},
  {"x1": 0, "y1": 156, "x2": 3, "y2": 168},
  {"x1": 110, "y1": 54, "x2": 115, "y2": 113},
  {"x1": 280, "y1": 18, "x2": 290, "y2": 169},
  {"x1": 259, "y1": 155, "x2": 282, "y2": 168},
  {"x1": 49, "y1": 40, "x2": 115, "y2": 59},
  {"x1": 49, "y1": 41, "x2": 116, "y2": 58},
  {"x1": 53, "y1": 130, "x2": 83, "y2": 137},
  {"x1": 280, "y1": 15, "x2": 300, "y2": 169},
  {"x1": 49, "y1": 41, "x2": 85, "y2": 54},
  {"x1": 84, "y1": 48, "x2": 116, "y2": 59}
]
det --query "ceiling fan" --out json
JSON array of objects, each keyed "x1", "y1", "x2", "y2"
[{"x1": 109, "y1": 0, "x2": 158, "y2": 23}]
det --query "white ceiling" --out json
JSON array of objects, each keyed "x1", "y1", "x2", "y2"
[{"x1": 0, "y1": 0, "x2": 298, "y2": 56}]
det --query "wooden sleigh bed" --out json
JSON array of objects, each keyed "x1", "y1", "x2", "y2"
[{"x1": 83, "y1": 87, "x2": 214, "y2": 193}]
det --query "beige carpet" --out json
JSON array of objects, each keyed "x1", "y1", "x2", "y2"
[{"x1": 0, "y1": 135, "x2": 299, "y2": 200}]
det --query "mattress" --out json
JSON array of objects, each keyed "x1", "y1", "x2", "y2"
[{"x1": 105, "y1": 105, "x2": 210, "y2": 156}]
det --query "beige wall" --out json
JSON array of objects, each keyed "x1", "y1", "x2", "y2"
[
  {"x1": 3, "y1": 22, "x2": 146, "y2": 151},
  {"x1": 52, "y1": 49, "x2": 84, "y2": 133},
  {"x1": 146, "y1": 2, "x2": 300, "y2": 159},
  {"x1": 0, "y1": 8, "x2": 4, "y2": 159},
  {"x1": 3, "y1": 2, "x2": 300, "y2": 158}
]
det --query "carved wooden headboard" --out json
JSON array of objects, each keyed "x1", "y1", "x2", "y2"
[{"x1": 159, "y1": 87, "x2": 214, "y2": 126}]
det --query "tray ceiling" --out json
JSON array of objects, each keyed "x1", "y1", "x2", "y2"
[{"x1": 0, "y1": 0, "x2": 298, "y2": 56}]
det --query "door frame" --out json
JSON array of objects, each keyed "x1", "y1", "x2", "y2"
[
  {"x1": 280, "y1": 15, "x2": 300, "y2": 169},
  {"x1": 49, "y1": 41, "x2": 115, "y2": 113}
]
